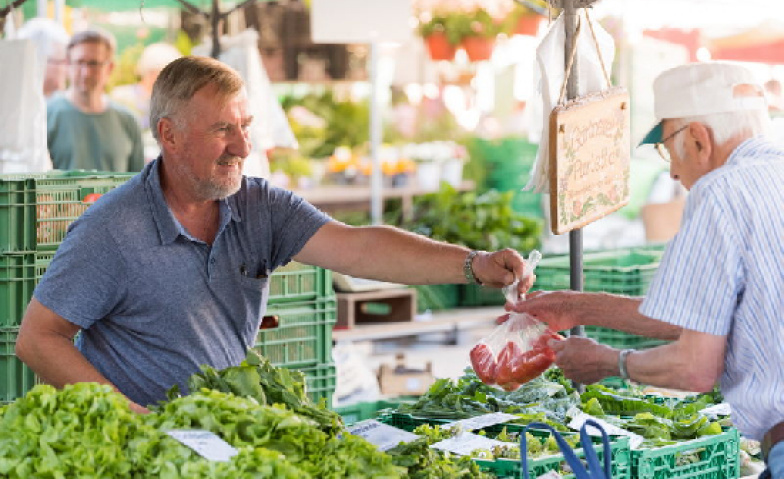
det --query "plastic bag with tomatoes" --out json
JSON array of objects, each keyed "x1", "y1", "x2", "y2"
[
  {"x1": 469, "y1": 249, "x2": 562, "y2": 391},
  {"x1": 470, "y1": 312, "x2": 563, "y2": 391}
]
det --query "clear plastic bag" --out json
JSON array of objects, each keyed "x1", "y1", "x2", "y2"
[{"x1": 469, "y1": 250, "x2": 563, "y2": 391}]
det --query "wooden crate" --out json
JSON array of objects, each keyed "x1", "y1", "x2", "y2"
[{"x1": 335, "y1": 289, "x2": 416, "y2": 329}]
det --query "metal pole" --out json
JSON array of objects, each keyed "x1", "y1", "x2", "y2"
[
  {"x1": 563, "y1": 0, "x2": 584, "y2": 334},
  {"x1": 563, "y1": 0, "x2": 585, "y2": 393},
  {"x1": 37, "y1": 0, "x2": 47, "y2": 18},
  {"x1": 369, "y1": 40, "x2": 383, "y2": 225}
]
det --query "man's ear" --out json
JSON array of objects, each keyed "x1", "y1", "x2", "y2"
[
  {"x1": 158, "y1": 117, "x2": 177, "y2": 149},
  {"x1": 688, "y1": 122, "x2": 712, "y2": 161}
]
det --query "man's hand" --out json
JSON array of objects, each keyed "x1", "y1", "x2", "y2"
[
  {"x1": 549, "y1": 336, "x2": 619, "y2": 384},
  {"x1": 504, "y1": 290, "x2": 585, "y2": 332},
  {"x1": 473, "y1": 249, "x2": 534, "y2": 293}
]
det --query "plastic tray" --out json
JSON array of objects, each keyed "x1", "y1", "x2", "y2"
[
  {"x1": 0, "y1": 171, "x2": 134, "y2": 253},
  {"x1": 255, "y1": 297, "x2": 337, "y2": 369}
]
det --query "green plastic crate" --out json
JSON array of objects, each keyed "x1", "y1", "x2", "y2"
[
  {"x1": 412, "y1": 284, "x2": 460, "y2": 312},
  {"x1": 255, "y1": 297, "x2": 336, "y2": 369},
  {"x1": 333, "y1": 399, "x2": 413, "y2": 426},
  {"x1": 534, "y1": 247, "x2": 665, "y2": 297},
  {"x1": 268, "y1": 261, "x2": 333, "y2": 305},
  {"x1": 459, "y1": 283, "x2": 506, "y2": 307},
  {"x1": 474, "y1": 436, "x2": 630, "y2": 479},
  {"x1": 0, "y1": 171, "x2": 134, "y2": 253},
  {"x1": 631, "y1": 428, "x2": 739, "y2": 479},
  {"x1": 296, "y1": 362, "x2": 336, "y2": 406},
  {"x1": 0, "y1": 254, "x2": 36, "y2": 327},
  {"x1": 379, "y1": 413, "x2": 630, "y2": 479},
  {"x1": 0, "y1": 327, "x2": 37, "y2": 403}
]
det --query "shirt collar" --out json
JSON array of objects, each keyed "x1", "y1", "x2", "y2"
[{"x1": 144, "y1": 157, "x2": 242, "y2": 246}]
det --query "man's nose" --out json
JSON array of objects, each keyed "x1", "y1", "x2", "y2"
[{"x1": 228, "y1": 129, "x2": 252, "y2": 158}]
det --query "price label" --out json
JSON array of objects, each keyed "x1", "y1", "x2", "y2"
[
  {"x1": 701, "y1": 403, "x2": 731, "y2": 416},
  {"x1": 347, "y1": 420, "x2": 420, "y2": 451},
  {"x1": 166, "y1": 430, "x2": 238, "y2": 462},
  {"x1": 431, "y1": 432, "x2": 510, "y2": 456},
  {"x1": 568, "y1": 412, "x2": 645, "y2": 449},
  {"x1": 443, "y1": 412, "x2": 519, "y2": 432}
]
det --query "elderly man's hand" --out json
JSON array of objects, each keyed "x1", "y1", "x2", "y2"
[
  {"x1": 503, "y1": 290, "x2": 586, "y2": 332},
  {"x1": 472, "y1": 249, "x2": 534, "y2": 294},
  {"x1": 549, "y1": 336, "x2": 619, "y2": 385}
]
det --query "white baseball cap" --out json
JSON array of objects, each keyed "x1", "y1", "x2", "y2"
[{"x1": 639, "y1": 62, "x2": 767, "y2": 145}]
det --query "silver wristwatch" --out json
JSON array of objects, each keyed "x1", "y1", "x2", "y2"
[{"x1": 463, "y1": 250, "x2": 482, "y2": 285}]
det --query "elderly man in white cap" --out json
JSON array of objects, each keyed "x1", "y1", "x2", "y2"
[{"x1": 508, "y1": 61, "x2": 784, "y2": 478}]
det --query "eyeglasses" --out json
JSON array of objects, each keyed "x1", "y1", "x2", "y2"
[
  {"x1": 655, "y1": 125, "x2": 688, "y2": 162},
  {"x1": 69, "y1": 60, "x2": 110, "y2": 69}
]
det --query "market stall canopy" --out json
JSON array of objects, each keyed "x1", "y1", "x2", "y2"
[
  {"x1": 708, "y1": 21, "x2": 784, "y2": 65},
  {"x1": 62, "y1": 0, "x2": 229, "y2": 10}
]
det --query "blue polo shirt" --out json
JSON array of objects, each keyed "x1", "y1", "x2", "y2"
[{"x1": 34, "y1": 159, "x2": 330, "y2": 406}]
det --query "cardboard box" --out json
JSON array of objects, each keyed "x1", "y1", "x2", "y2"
[{"x1": 377, "y1": 353, "x2": 435, "y2": 396}]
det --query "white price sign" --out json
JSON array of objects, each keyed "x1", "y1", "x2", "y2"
[
  {"x1": 166, "y1": 430, "x2": 238, "y2": 462},
  {"x1": 431, "y1": 432, "x2": 510, "y2": 456},
  {"x1": 348, "y1": 420, "x2": 420, "y2": 452},
  {"x1": 568, "y1": 412, "x2": 645, "y2": 449},
  {"x1": 443, "y1": 412, "x2": 519, "y2": 432},
  {"x1": 701, "y1": 403, "x2": 731, "y2": 416}
]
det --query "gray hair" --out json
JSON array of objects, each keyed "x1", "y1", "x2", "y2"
[
  {"x1": 672, "y1": 109, "x2": 770, "y2": 159},
  {"x1": 149, "y1": 56, "x2": 245, "y2": 143}
]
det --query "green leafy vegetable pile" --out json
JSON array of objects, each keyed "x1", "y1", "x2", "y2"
[
  {"x1": 398, "y1": 368, "x2": 578, "y2": 426},
  {"x1": 0, "y1": 383, "x2": 403, "y2": 478},
  {"x1": 385, "y1": 424, "x2": 493, "y2": 479},
  {"x1": 579, "y1": 385, "x2": 726, "y2": 447},
  {"x1": 167, "y1": 349, "x2": 342, "y2": 435}
]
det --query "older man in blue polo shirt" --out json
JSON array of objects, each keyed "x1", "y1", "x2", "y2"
[
  {"x1": 509, "y1": 62, "x2": 784, "y2": 478},
  {"x1": 16, "y1": 56, "x2": 534, "y2": 415}
]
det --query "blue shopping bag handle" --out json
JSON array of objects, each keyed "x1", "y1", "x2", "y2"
[{"x1": 520, "y1": 420, "x2": 612, "y2": 479}]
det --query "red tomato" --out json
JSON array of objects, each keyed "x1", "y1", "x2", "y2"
[
  {"x1": 470, "y1": 343, "x2": 497, "y2": 385},
  {"x1": 83, "y1": 193, "x2": 103, "y2": 204},
  {"x1": 494, "y1": 341, "x2": 523, "y2": 387}
]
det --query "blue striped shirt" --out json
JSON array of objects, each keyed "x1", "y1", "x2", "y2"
[{"x1": 640, "y1": 137, "x2": 784, "y2": 441}]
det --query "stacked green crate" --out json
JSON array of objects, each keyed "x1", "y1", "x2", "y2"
[
  {"x1": 534, "y1": 246, "x2": 669, "y2": 349},
  {"x1": 259, "y1": 261, "x2": 337, "y2": 405},
  {"x1": 0, "y1": 172, "x2": 133, "y2": 403}
]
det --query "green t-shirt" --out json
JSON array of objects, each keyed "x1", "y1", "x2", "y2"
[{"x1": 46, "y1": 95, "x2": 144, "y2": 172}]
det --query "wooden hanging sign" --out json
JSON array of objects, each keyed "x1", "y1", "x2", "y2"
[{"x1": 548, "y1": 87, "x2": 631, "y2": 235}]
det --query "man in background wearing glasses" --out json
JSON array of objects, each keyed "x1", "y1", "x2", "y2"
[
  {"x1": 509, "y1": 62, "x2": 784, "y2": 479},
  {"x1": 47, "y1": 29, "x2": 143, "y2": 172}
]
